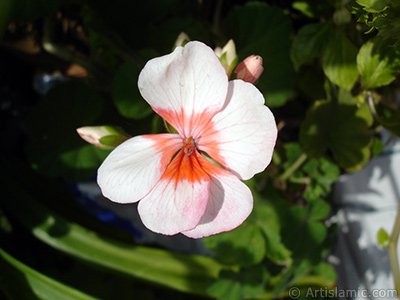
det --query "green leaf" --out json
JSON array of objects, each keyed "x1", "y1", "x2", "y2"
[
  {"x1": 302, "y1": 157, "x2": 340, "y2": 200},
  {"x1": 292, "y1": 1, "x2": 316, "y2": 18},
  {"x1": 254, "y1": 199, "x2": 292, "y2": 265},
  {"x1": 291, "y1": 22, "x2": 333, "y2": 70},
  {"x1": 225, "y1": 2, "x2": 295, "y2": 107},
  {"x1": 113, "y1": 60, "x2": 153, "y2": 119},
  {"x1": 322, "y1": 31, "x2": 359, "y2": 90},
  {"x1": 240, "y1": 265, "x2": 270, "y2": 298},
  {"x1": 309, "y1": 199, "x2": 330, "y2": 221},
  {"x1": 282, "y1": 206, "x2": 327, "y2": 260},
  {"x1": 1, "y1": 157, "x2": 223, "y2": 298},
  {"x1": 377, "y1": 228, "x2": 390, "y2": 248},
  {"x1": 357, "y1": 38, "x2": 400, "y2": 89},
  {"x1": 377, "y1": 107, "x2": 400, "y2": 136},
  {"x1": 312, "y1": 262, "x2": 337, "y2": 283},
  {"x1": 208, "y1": 265, "x2": 269, "y2": 300},
  {"x1": 25, "y1": 81, "x2": 107, "y2": 180},
  {"x1": 203, "y1": 221, "x2": 266, "y2": 266},
  {"x1": 0, "y1": 248, "x2": 99, "y2": 300},
  {"x1": 207, "y1": 270, "x2": 242, "y2": 300},
  {"x1": 300, "y1": 100, "x2": 372, "y2": 171},
  {"x1": 292, "y1": 1, "x2": 332, "y2": 18},
  {"x1": 356, "y1": 0, "x2": 390, "y2": 12},
  {"x1": 0, "y1": 0, "x2": 16, "y2": 40}
]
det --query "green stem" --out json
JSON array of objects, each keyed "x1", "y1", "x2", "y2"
[
  {"x1": 389, "y1": 204, "x2": 400, "y2": 297},
  {"x1": 275, "y1": 153, "x2": 307, "y2": 182}
]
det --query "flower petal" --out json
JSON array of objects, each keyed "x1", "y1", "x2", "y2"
[
  {"x1": 138, "y1": 41, "x2": 228, "y2": 138},
  {"x1": 182, "y1": 155, "x2": 253, "y2": 239},
  {"x1": 97, "y1": 134, "x2": 181, "y2": 203},
  {"x1": 197, "y1": 80, "x2": 277, "y2": 180},
  {"x1": 137, "y1": 151, "x2": 210, "y2": 235}
]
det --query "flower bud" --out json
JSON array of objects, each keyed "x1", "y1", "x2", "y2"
[
  {"x1": 173, "y1": 32, "x2": 190, "y2": 50},
  {"x1": 77, "y1": 126, "x2": 130, "y2": 150},
  {"x1": 215, "y1": 39, "x2": 238, "y2": 77},
  {"x1": 233, "y1": 55, "x2": 264, "y2": 84}
]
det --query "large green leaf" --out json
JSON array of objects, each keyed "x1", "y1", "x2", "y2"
[
  {"x1": 0, "y1": 157, "x2": 223, "y2": 297},
  {"x1": 113, "y1": 60, "x2": 153, "y2": 119},
  {"x1": 254, "y1": 199, "x2": 292, "y2": 266},
  {"x1": 357, "y1": 38, "x2": 400, "y2": 89},
  {"x1": 203, "y1": 220, "x2": 266, "y2": 266},
  {"x1": 322, "y1": 31, "x2": 359, "y2": 90},
  {"x1": 281, "y1": 205, "x2": 327, "y2": 260},
  {"x1": 25, "y1": 81, "x2": 108, "y2": 180},
  {"x1": 208, "y1": 265, "x2": 269, "y2": 300},
  {"x1": 291, "y1": 22, "x2": 333, "y2": 70},
  {"x1": 300, "y1": 100, "x2": 372, "y2": 171},
  {"x1": 0, "y1": 248, "x2": 99, "y2": 300},
  {"x1": 225, "y1": 2, "x2": 295, "y2": 107}
]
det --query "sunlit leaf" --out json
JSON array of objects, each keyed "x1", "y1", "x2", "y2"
[
  {"x1": 0, "y1": 248, "x2": 98, "y2": 300},
  {"x1": 377, "y1": 228, "x2": 390, "y2": 248},
  {"x1": 356, "y1": 0, "x2": 390, "y2": 12},
  {"x1": 309, "y1": 199, "x2": 330, "y2": 221},
  {"x1": 322, "y1": 31, "x2": 358, "y2": 90},
  {"x1": 357, "y1": 38, "x2": 400, "y2": 89}
]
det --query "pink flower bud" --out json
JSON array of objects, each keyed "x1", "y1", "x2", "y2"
[
  {"x1": 233, "y1": 55, "x2": 264, "y2": 84},
  {"x1": 77, "y1": 126, "x2": 129, "y2": 149}
]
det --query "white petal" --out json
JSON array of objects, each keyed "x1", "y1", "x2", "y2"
[
  {"x1": 138, "y1": 151, "x2": 210, "y2": 235},
  {"x1": 138, "y1": 41, "x2": 228, "y2": 138},
  {"x1": 197, "y1": 80, "x2": 277, "y2": 180},
  {"x1": 182, "y1": 156, "x2": 253, "y2": 239},
  {"x1": 97, "y1": 134, "x2": 181, "y2": 203}
]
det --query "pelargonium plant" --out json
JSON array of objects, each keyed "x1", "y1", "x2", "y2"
[{"x1": 83, "y1": 41, "x2": 277, "y2": 238}]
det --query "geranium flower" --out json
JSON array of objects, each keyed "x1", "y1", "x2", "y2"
[{"x1": 97, "y1": 41, "x2": 277, "y2": 238}]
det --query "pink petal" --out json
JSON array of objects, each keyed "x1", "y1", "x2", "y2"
[
  {"x1": 97, "y1": 134, "x2": 181, "y2": 203},
  {"x1": 182, "y1": 155, "x2": 253, "y2": 238},
  {"x1": 138, "y1": 41, "x2": 228, "y2": 138},
  {"x1": 197, "y1": 80, "x2": 277, "y2": 180},
  {"x1": 137, "y1": 151, "x2": 210, "y2": 235}
]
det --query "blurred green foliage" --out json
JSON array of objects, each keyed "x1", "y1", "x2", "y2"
[{"x1": 1, "y1": 0, "x2": 400, "y2": 299}]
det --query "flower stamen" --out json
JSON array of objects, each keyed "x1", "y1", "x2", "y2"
[{"x1": 182, "y1": 136, "x2": 196, "y2": 156}]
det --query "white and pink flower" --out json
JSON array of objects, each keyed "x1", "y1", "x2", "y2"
[{"x1": 97, "y1": 41, "x2": 277, "y2": 238}]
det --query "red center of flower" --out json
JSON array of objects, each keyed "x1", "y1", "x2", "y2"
[{"x1": 182, "y1": 136, "x2": 196, "y2": 156}]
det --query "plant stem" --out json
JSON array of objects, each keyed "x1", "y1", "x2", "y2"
[
  {"x1": 389, "y1": 203, "x2": 400, "y2": 297},
  {"x1": 275, "y1": 153, "x2": 307, "y2": 182}
]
